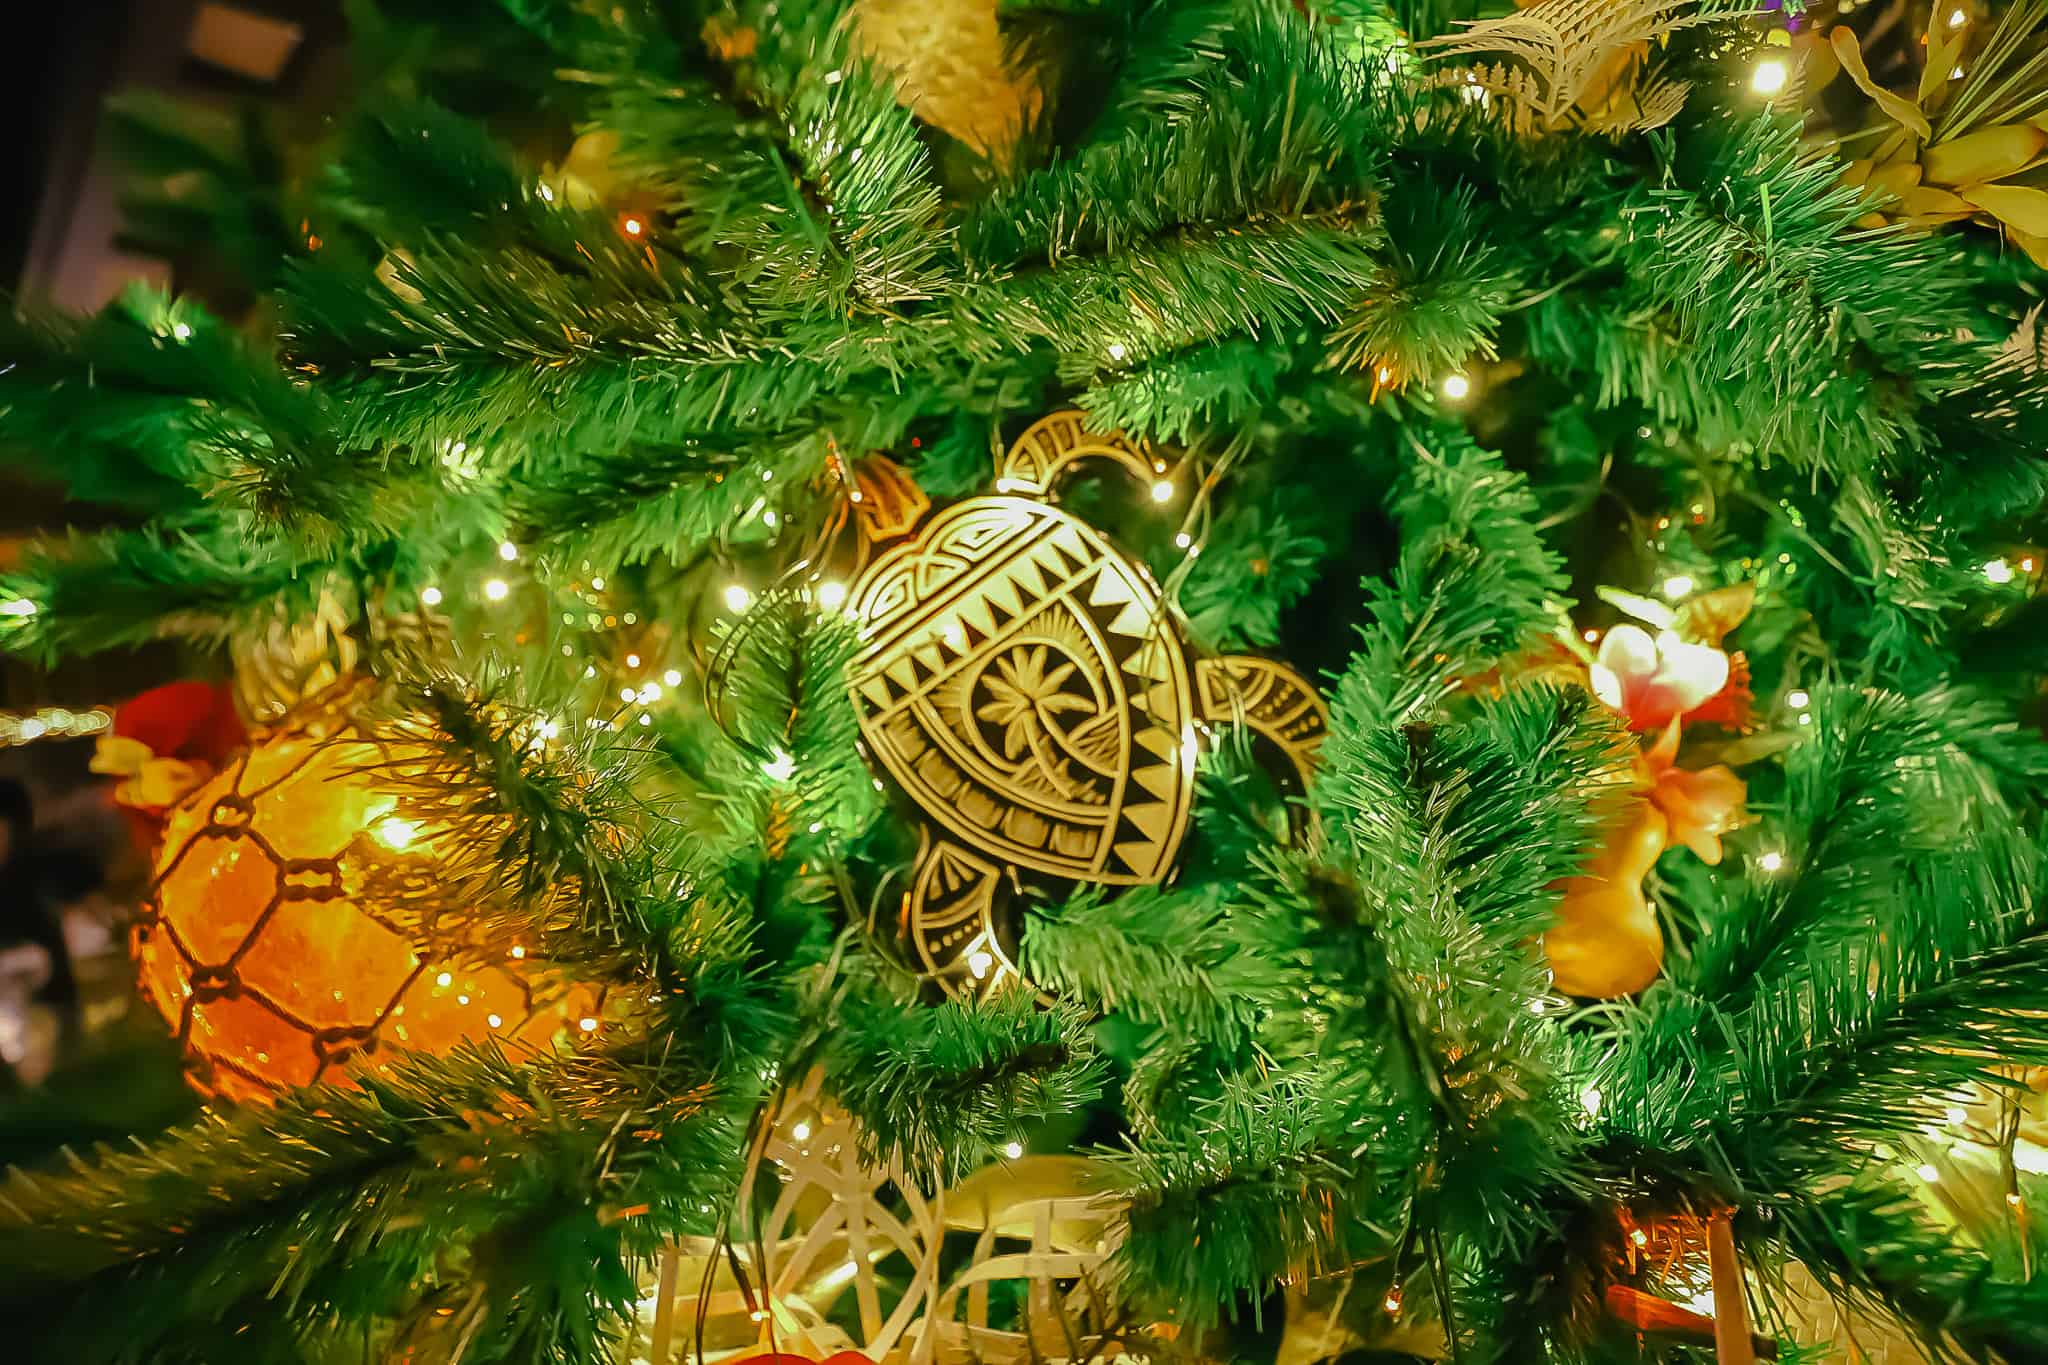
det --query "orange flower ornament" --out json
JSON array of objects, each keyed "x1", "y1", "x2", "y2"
[{"x1": 1545, "y1": 608, "x2": 1752, "y2": 998}]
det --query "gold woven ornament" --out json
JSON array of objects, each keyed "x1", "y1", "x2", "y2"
[
  {"x1": 1422, "y1": 0, "x2": 1707, "y2": 136},
  {"x1": 855, "y1": 0, "x2": 1039, "y2": 167},
  {"x1": 846, "y1": 412, "x2": 1326, "y2": 995},
  {"x1": 231, "y1": 582, "x2": 361, "y2": 723},
  {"x1": 629, "y1": 1076, "x2": 1122, "y2": 1365}
]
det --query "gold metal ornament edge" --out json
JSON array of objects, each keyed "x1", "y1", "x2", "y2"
[{"x1": 845, "y1": 412, "x2": 1327, "y2": 997}]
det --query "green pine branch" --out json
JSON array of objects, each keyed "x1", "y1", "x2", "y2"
[
  {"x1": 0, "y1": 1044, "x2": 738, "y2": 1365},
  {"x1": 820, "y1": 981, "x2": 1106, "y2": 1182}
]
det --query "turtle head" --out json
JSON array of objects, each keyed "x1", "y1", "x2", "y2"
[{"x1": 996, "y1": 411, "x2": 1158, "y2": 500}]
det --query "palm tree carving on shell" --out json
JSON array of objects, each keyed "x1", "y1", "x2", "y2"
[{"x1": 974, "y1": 644, "x2": 1098, "y2": 798}]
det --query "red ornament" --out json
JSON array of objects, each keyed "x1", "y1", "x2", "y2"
[
  {"x1": 92, "y1": 681, "x2": 248, "y2": 850},
  {"x1": 114, "y1": 680, "x2": 246, "y2": 769}
]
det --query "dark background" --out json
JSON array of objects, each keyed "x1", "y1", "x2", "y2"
[
  {"x1": 0, "y1": 2, "x2": 346, "y2": 1133},
  {"x1": 2, "y1": 1, "x2": 347, "y2": 708}
]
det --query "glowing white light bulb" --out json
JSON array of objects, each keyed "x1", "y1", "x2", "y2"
[
  {"x1": 436, "y1": 971, "x2": 454, "y2": 988},
  {"x1": 1758, "y1": 850, "x2": 1785, "y2": 873},
  {"x1": 1949, "y1": 8, "x2": 1968, "y2": 27},
  {"x1": 1003, "y1": 1141, "x2": 1024, "y2": 1159},
  {"x1": 376, "y1": 817, "x2": 418, "y2": 850},
  {"x1": 1174, "y1": 532, "x2": 1193, "y2": 550},
  {"x1": 762, "y1": 748, "x2": 796, "y2": 781},
  {"x1": 1984, "y1": 558, "x2": 2015, "y2": 584},
  {"x1": 420, "y1": 585, "x2": 443, "y2": 607},
  {"x1": 1661, "y1": 574, "x2": 1694, "y2": 600},
  {"x1": 1751, "y1": 57, "x2": 1789, "y2": 96},
  {"x1": 791, "y1": 1121, "x2": 813, "y2": 1142},
  {"x1": 579, "y1": 1016, "x2": 600, "y2": 1032},
  {"x1": 724, "y1": 584, "x2": 754, "y2": 613},
  {"x1": 1579, "y1": 1085, "x2": 1603, "y2": 1119},
  {"x1": 625, "y1": 653, "x2": 641, "y2": 669},
  {"x1": 1150, "y1": 479, "x2": 1174, "y2": 503},
  {"x1": 483, "y1": 578, "x2": 511, "y2": 602},
  {"x1": 487, "y1": 1013, "x2": 503, "y2": 1028},
  {"x1": 498, "y1": 541, "x2": 518, "y2": 561},
  {"x1": 589, "y1": 576, "x2": 605, "y2": 591},
  {"x1": 663, "y1": 669, "x2": 682, "y2": 687},
  {"x1": 1108, "y1": 342, "x2": 1128, "y2": 361},
  {"x1": 1441, "y1": 373, "x2": 1471, "y2": 400},
  {"x1": 816, "y1": 580, "x2": 848, "y2": 611},
  {"x1": 172, "y1": 322, "x2": 193, "y2": 340},
  {"x1": 1785, "y1": 689, "x2": 1810, "y2": 710},
  {"x1": 1, "y1": 599, "x2": 37, "y2": 617}
]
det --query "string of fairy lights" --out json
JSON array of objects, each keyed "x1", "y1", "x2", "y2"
[
  {"x1": 0, "y1": 11, "x2": 2034, "y2": 1336},
  {"x1": 0, "y1": 705, "x2": 111, "y2": 748}
]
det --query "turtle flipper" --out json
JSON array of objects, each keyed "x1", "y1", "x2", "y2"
[
  {"x1": 1194, "y1": 656, "x2": 1328, "y2": 790},
  {"x1": 906, "y1": 830, "x2": 1021, "y2": 998}
]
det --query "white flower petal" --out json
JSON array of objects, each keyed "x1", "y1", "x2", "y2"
[
  {"x1": 1596, "y1": 625, "x2": 1660, "y2": 678},
  {"x1": 1590, "y1": 664, "x2": 1625, "y2": 711},
  {"x1": 1653, "y1": 632, "x2": 1730, "y2": 709}
]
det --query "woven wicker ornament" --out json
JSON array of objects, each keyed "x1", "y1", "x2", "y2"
[
  {"x1": 845, "y1": 412, "x2": 1327, "y2": 994},
  {"x1": 134, "y1": 684, "x2": 606, "y2": 1102},
  {"x1": 855, "y1": 0, "x2": 1039, "y2": 166},
  {"x1": 630, "y1": 1080, "x2": 1122, "y2": 1365}
]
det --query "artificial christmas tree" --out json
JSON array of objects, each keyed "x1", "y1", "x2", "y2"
[{"x1": 2, "y1": 0, "x2": 2047, "y2": 1362}]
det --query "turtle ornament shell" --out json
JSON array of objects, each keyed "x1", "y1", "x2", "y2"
[{"x1": 845, "y1": 412, "x2": 1327, "y2": 996}]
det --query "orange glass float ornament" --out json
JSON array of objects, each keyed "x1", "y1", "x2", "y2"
[{"x1": 133, "y1": 684, "x2": 608, "y2": 1102}]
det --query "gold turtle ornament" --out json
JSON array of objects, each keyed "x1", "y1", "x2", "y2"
[{"x1": 844, "y1": 412, "x2": 1328, "y2": 996}]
